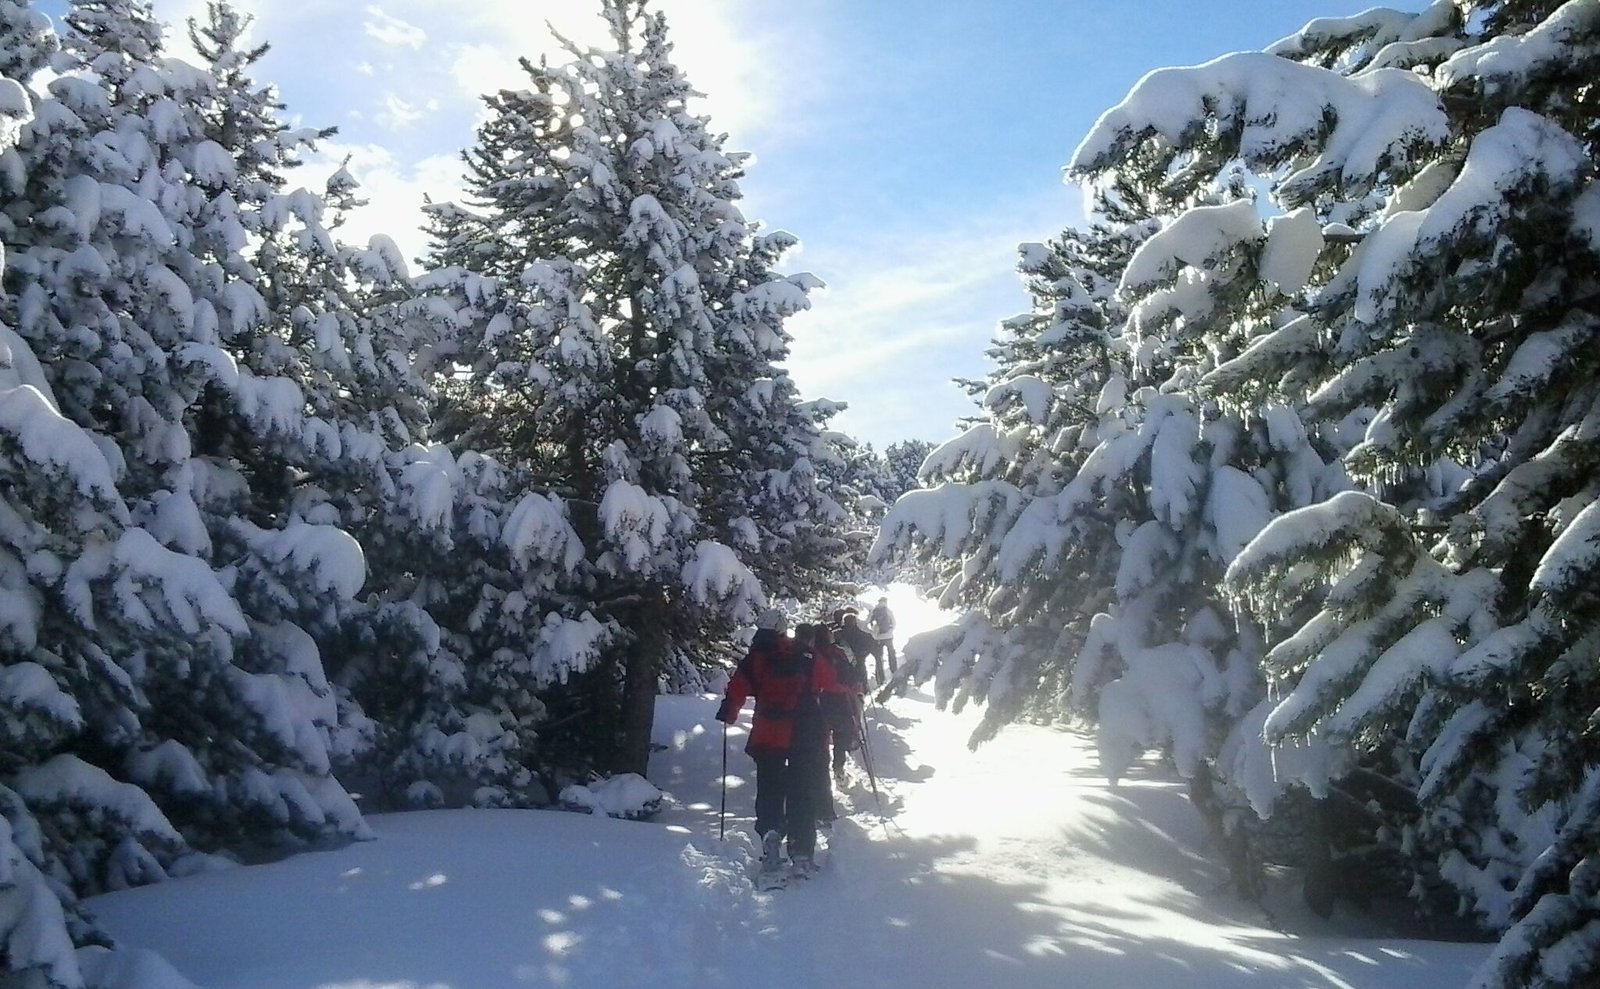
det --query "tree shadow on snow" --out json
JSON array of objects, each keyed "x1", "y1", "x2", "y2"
[
  {"x1": 733, "y1": 819, "x2": 1483, "y2": 989},
  {"x1": 856, "y1": 705, "x2": 935, "y2": 785}
]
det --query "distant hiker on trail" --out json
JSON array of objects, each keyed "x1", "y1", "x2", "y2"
[
  {"x1": 836, "y1": 611, "x2": 879, "y2": 686},
  {"x1": 869, "y1": 597, "x2": 898, "y2": 681},
  {"x1": 813, "y1": 623, "x2": 865, "y2": 790},
  {"x1": 716, "y1": 608, "x2": 839, "y2": 883}
]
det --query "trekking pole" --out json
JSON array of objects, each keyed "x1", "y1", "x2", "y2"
[
  {"x1": 854, "y1": 703, "x2": 886, "y2": 817},
  {"x1": 718, "y1": 720, "x2": 728, "y2": 840},
  {"x1": 855, "y1": 709, "x2": 906, "y2": 839}
]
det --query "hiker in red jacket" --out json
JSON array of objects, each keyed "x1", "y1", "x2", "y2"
[{"x1": 716, "y1": 608, "x2": 840, "y2": 877}]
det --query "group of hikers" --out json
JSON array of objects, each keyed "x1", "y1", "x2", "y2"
[{"x1": 715, "y1": 598, "x2": 898, "y2": 880}]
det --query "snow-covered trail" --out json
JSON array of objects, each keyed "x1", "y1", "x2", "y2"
[
  {"x1": 89, "y1": 585, "x2": 1489, "y2": 989},
  {"x1": 665, "y1": 682, "x2": 1486, "y2": 989}
]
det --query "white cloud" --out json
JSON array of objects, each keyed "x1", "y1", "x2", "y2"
[
  {"x1": 374, "y1": 93, "x2": 439, "y2": 132},
  {"x1": 783, "y1": 190, "x2": 1082, "y2": 447},
  {"x1": 293, "y1": 144, "x2": 465, "y2": 271},
  {"x1": 364, "y1": 5, "x2": 426, "y2": 49},
  {"x1": 445, "y1": 40, "x2": 538, "y2": 108}
]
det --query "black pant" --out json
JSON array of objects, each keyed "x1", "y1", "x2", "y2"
[
  {"x1": 752, "y1": 738, "x2": 828, "y2": 857},
  {"x1": 821, "y1": 694, "x2": 860, "y2": 775},
  {"x1": 869, "y1": 638, "x2": 897, "y2": 682}
]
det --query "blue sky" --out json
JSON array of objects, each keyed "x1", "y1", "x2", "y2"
[{"x1": 39, "y1": 0, "x2": 1416, "y2": 449}]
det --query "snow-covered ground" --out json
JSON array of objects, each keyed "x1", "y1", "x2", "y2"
[{"x1": 88, "y1": 585, "x2": 1488, "y2": 989}]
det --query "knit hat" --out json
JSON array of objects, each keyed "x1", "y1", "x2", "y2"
[{"x1": 755, "y1": 607, "x2": 788, "y2": 633}]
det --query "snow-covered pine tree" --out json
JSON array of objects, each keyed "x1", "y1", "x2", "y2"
[
  {"x1": 163, "y1": 2, "x2": 562, "y2": 815},
  {"x1": 0, "y1": 11, "x2": 99, "y2": 987},
  {"x1": 881, "y1": 439, "x2": 936, "y2": 500},
  {"x1": 1069, "y1": 1, "x2": 1600, "y2": 981},
  {"x1": 692, "y1": 219, "x2": 849, "y2": 608},
  {"x1": 398, "y1": 199, "x2": 623, "y2": 793},
  {"x1": 808, "y1": 430, "x2": 899, "y2": 585},
  {"x1": 0, "y1": 0, "x2": 396, "y2": 944},
  {"x1": 881, "y1": 46, "x2": 1399, "y2": 903},
  {"x1": 874, "y1": 217, "x2": 1215, "y2": 751},
  {"x1": 418, "y1": 0, "x2": 848, "y2": 777},
  {"x1": 170, "y1": 4, "x2": 478, "y2": 812}
]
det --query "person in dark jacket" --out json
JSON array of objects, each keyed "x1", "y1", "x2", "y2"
[
  {"x1": 792, "y1": 624, "x2": 840, "y2": 830},
  {"x1": 814, "y1": 623, "x2": 865, "y2": 789},
  {"x1": 837, "y1": 611, "x2": 880, "y2": 685},
  {"x1": 716, "y1": 608, "x2": 840, "y2": 877}
]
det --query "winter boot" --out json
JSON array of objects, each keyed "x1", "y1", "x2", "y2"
[
  {"x1": 760, "y1": 830, "x2": 784, "y2": 871},
  {"x1": 789, "y1": 854, "x2": 816, "y2": 879}
]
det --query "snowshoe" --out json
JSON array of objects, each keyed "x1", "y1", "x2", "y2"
[
  {"x1": 758, "y1": 830, "x2": 787, "y2": 891},
  {"x1": 759, "y1": 864, "x2": 789, "y2": 891}
]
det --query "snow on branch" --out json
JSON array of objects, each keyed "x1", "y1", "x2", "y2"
[
  {"x1": 1120, "y1": 200, "x2": 1263, "y2": 295},
  {"x1": 1221, "y1": 699, "x2": 1347, "y2": 818},
  {"x1": 1259, "y1": 207, "x2": 1325, "y2": 297},
  {"x1": 1351, "y1": 108, "x2": 1589, "y2": 324},
  {"x1": 681, "y1": 540, "x2": 763, "y2": 625},
  {"x1": 532, "y1": 611, "x2": 613, "y2": 685},
  {"x1": 1533, "y1": 498, "x2": 1600, "y2": 604},
  {"x1": 1306, "y1": 327, "x2": 1478, "y2": 416},
  {"x1": 1202, "y1": 314, "x2": 1322, "y2": 395},
  {"x1": 1227, "y1": 490, "x2": 1409, "y2": 590},
  {"x1": 1437, "y1": 0, "x2": 1600, "y2": 94},
  {"x1": 995, "y1": 497, "x2": 1067, "y2": 583},
  {"x1": 0, "y1": 817, "x2": 83, "y2": 989},
  {"x1": 1069, "y1": 52, "x2": 1448, "y2": 203},
  {"x1": 0, "y1": 382, "x2": 123, "y2": 507},
  {"x1": 0, "y1": 663, "x2": 82, "y2": 735},
  {"x1": 14, "y1": 755, "x2": 182, "y2": 845},
  {"x1": 599, "y1": 479, "x2": 671, "y2": 570},
  {"x1": 66, "y1": 528, "x2": 248, "y2": 636},
  {"x1": 1416, "y1": 699, "x2": 1498, "y2": 800},
  {"x1": 901, "y1": 615, "x2": 992, "y2": 708},
  {"x1": 400, "y1": 443, "x2": 462, "y2": 531},
  {"x1": 503, "y1": 492, "x2": 584, "y2": 572},
  {"x1": 1206, "y1": 466, "x2": 1275, "y2": 565},
  {"x1": 1574, "y1": 183, "x2": 1600, "y2": 250},
  {"x1": 226, "y1": 659, "x2": 337, "y2": 775},
  {"x1": 0, "y1": 77, "x2": 29, "y2": 145},
  {"x1": 1476, "y1": 435, "x2": 1589, "y2": 555},
  {"x1": 1259, "y1": 552, "x2": 1456, "y2": 744},
  {"x1": 871, "y1": 481, "x2": 1023, "y2": 562},
  {"x1": 1320, "y1": 615, "x2": 1460, "y2": 736},
  {"x1": 238, "y1": 520, "x2": 367, "y2": 602},
  {"x1": 1097, "y1": 640, "x2": 1223, "y2": 782},
  {"x1": 1486, "y1": 317, "x2": 1600, "y2": 407},
  {"x1": 1266, "y1": 0, "x2": 1460, "y2": 71},
  {"x1": 920, "y1": 423, "x2": 1017, "y2": 478}
]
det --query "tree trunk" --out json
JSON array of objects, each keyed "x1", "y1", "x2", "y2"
[{"x1": 615, "y1": 586, "x2": 666, "y2": 776}]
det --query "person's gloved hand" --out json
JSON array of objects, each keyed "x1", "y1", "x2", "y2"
[{"x1": 715, "y1": 699, "x2": 737, "y2": 724}]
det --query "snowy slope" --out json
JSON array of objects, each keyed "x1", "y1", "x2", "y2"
[{"x1": 87, "y1": 587, "x2": 1487, "y2": 989}]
